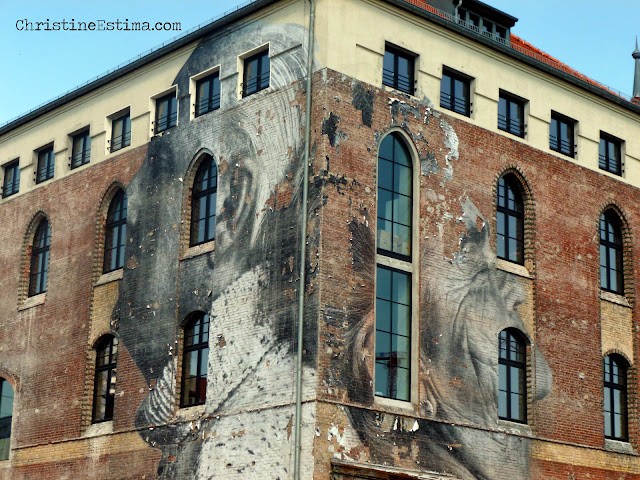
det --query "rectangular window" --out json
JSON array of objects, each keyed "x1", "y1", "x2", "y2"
[
  {"x1": 2, "y1": 160, "x2": 19, "y2": 198},
  {"x1": 599, "y1": 133, "x2": 623, "y2": 176},
  {"x1": 111, "y1": 113, "x2": 131, "y2": 152},
  {"x1": 549, "y1": 112, "x2": 575, "y2": 158},
  {"x1": 71, "y1": 129, "x2": 91, "y2": 169},
  {"x1": 195, "y1": 73, "x2": 221, "y2": 117},
  {"x1": 375, "y1": 265, "x2": 411, "y2": 402},
  {"x1": 382, "y1": 46, "x2": 415, "y2": 95},
  {"x1": 36, "y1": 146, "x2": 55, "y2": 184},
  {"x1": 243, "y1": 49, "x2": 270, "y2": 97},
  {"x1": 155, "y1": 92, "x2": 178, "y2": 133},
  {"x1": 440, "y1": 68, "x2": 471, "y2": 117},
  {"x1": 498, "y1": 91, "x2": 525, "y2": 137}
]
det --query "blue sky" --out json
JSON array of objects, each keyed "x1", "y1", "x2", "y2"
[{"x1": 1, "y1": 0, "x2": 638, "y2": 125}]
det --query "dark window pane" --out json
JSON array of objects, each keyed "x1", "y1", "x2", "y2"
[
  {"x1": 243, "y1": 50, "x2": 270, "y2": 97},
  {"x1": 498, "y1": 329, "x2": 527, "y2": 423},
  {"x1": 375, "y1": 266, "x2": 411, "y2": 402},
  {"x1": 181, "y1": 313, "x2": 210, "y2": 407},
  {"x1": 104, "y1": 190, "x2": 128, "y2": 273},
  {"x1": 190, "y1": 156, "x2": 218, "y2": 246}
]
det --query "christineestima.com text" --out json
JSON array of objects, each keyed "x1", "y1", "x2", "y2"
[{"x1": 16, "y1": 18, "x2": 182, "y2": 32}]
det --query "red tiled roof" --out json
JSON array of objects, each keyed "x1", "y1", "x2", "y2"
[{"x1": 510, "y1": 35, "x2": 618, "y2": 95}]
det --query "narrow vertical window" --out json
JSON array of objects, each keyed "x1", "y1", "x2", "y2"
[
  {"x1": 496, "y1": 174, "x2": 524, "y2": 264},
  {"x1": 181, "y1": 313, "x2": 210, "y2": 407},
  {"x1": 104, "y1": 190, "x2": 127, "y2": 273},
  {"x1": 111, "y1": 113, "x2": 131, "y2": 152},
  {"x1": 382, "y1": 46, "x2": 415, "y2": 95},
  {"x1": 2, "y1": 160, "x2": 19, "y2": 198},
  {"x1": 190, "y1": 155, "x2": 217, "y2": 246},
  {"x1": 600, "y1": 211, "x2": 624, "y2": 294},
  {"x1": 377, "y1": 133, "x2": 412, "y2": 259},
  {"x1": 498, "y1": 329, "x2": 527, "y2": 423},
  {"x1": 599, "y1": 133, "x2": 623, "y2": 176},
  {"x1": 498, "y1": 91, "x2": 525, "y2": 138},
  {"x1": 36, "y1": 146, "x2": 55, "y2": 183},
  {"x1": 243, "y1": 49, "x2": 270, "y2": 97},
  {"x1": 92, "y1": 336, "x2": 118, "y2": 423},
  {"x1": 155, "y1": 92, "x2": 178, "y2": 133},
  {"x1": 71, "y1": 129, "x2": 91, "y2": 169},
  {"x1": 0, "y1": 379, "x2": 13, "y2": 461},
  {"x1": 375, "y1": 266, "x2": 411, "y2": 401},
  {"x1": 549, "y1": 112, "x2": 575, "y2": 158},
  {"x1": 195, "y1": 73, "x2": 221, "y2": 117},
  {"x1": 29, "y1": 219, "x2": 51, "y2": 297},
  {"x1": 604, "y1": 354, "x2": 628, "y2": 441},
  {"x1": 440, "y1": 67, "x2": 471, "y2": 117}
]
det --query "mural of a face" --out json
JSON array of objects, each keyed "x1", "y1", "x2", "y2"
[
  {"x1": 114, "y1": 21, "x2": 317, "y2": 479},
  {"x1": 341, "y1": 121, "x2": 552, "y2": 479}
]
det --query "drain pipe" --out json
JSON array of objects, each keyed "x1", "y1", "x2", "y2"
[{"x1": 293, "y1": 0, "x2": 315, "y2": 479}]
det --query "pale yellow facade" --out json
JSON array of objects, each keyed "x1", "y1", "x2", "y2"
[{"x1": 2, "y1": 0, "x2": 640, "y2": 200}]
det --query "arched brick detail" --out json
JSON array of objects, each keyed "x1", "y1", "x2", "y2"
[
  {"x1": 597, "y1": 203, "x2": 635, "y2": 307},
  {"x1": 18, "y1": 211, "x2": 50, "y2": 305},
  {"x1": 179, "y1": 149, "x2": 217, "y2": 256},
  {"x1": 492, "y1": 165, "x2": 536, "y2": 274},
  {"x1": 92, "y1": 182, "x2": 127, "y2": 284}
]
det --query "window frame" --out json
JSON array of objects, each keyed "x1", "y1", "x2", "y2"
[
  {"x1": 440, "y1": 67, "x2": 472, "y2": 117},
  {"x1": 376, "y1": 133, "x2": 413, "y2": 261},
  {"x1": 35, "y1": 145, "x2": 55, "y2": 184},
  {"x1": 382, "y1": 45, "x2": 415, "y2": 95},
  {"x1": 92, "y1": 335, "x2": 118, "y2": 423},
  {"x1": 599, "y1": 132, "x2": 623, "y2": 176},
  {"x1": 498, "y1": 90, "x2": 526, "y2": 138},
  {"x1": 195, "y1": 72, "x2": 221, "y2": 117},
  {"x1": 600, "y1": 210, "x2": 624, "y2": 295},
  {"x1": 496, "y1": 174, "x2": 525, "y2": 265},
  {"x1": 110, "y1": 112, "x2": 131, "y2": 153},
  {"x1": 180, "y1": 313, "x2": 210, "y2": 408},
  {"x1": 0, "y1": 378, "x2": 13, "y2": 461},
  {"x1": 189, "y1": 155, "x2": 218, "y2": 247},
  {"x1": 242, "y1": 48, "x2": 270, "y2": 98},
  {"x1": 603, "y1": 354, "x2": 628, "y2": 441},
  {"x1": 549, "y1": 111, "x2": 576, "y2": 158},
  {"x1": 70, "y1": 129, "x2": 91, "y2": 169},
  {"x1": 498, "y1": 329, "x2": 527, "y2": 424},
  {"x1": 374, "y1": 264, "x2": 412, "y2": 402},
  {"x1": 2, "y1": 160, "x2": 19, "y2": 198},
  {"x1": 28, "y1": 219, "x2": 51, "y2": 297},
  {"x1": 103, "y1": 190, "x2": 128, "y2": 273},
  {"x1": 154, "y1": 92, "x2": 178, "y2": 134}
]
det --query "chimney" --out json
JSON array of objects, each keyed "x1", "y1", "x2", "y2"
[{"x1": 633, "y1": 37, "x2": 640, "y2": 105}]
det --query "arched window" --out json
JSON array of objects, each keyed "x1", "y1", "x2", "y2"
[
  {"x1": 496, "y1": 174, "x2": 524, "y2": 264},
  {"x1": 377, "y1": 133, "x2": 412, "y2": 260},
  {"x1": 190, "y1": 156, "x2": 217, "y2": 246},
  {"x1": 600, "y1": 211, "x2": 624, "y2": 294},
  {"x1": 498, "y1": 329, "x2": 527, "y2": 423},
  {"x1": 92, "y1": 335, "x2": 118, "y2": 423},
  {"x1": 604, "y1": 354, "x2": 628, "y2": 441},
  {"x1": 29, "y1": 219, "x2": 51, "y2": 296},
  {"x1": 181, "y1": 313, "x2": 210, "y2": 407},
  {"x1": 103, "y1": 190, "x2": 127, "y2": 273},
  {"x1": 0, "y1": 379, "x2": 13, "y2": 461}
]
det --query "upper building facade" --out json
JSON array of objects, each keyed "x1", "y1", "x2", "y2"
[{"x1": 1, "y1": 0, "x2": 640, "y2": 479}]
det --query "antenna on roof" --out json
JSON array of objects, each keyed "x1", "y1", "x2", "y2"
[{"x1": 633, "y1": 36, "x2": 640, "y2": 101}]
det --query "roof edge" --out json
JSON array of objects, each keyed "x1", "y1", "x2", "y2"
[{"x1": 0, "y1": 0, "x2": 277, "y2": 137}]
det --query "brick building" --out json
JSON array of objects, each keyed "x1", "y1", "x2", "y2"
[{"x1": 1, "y1": 0, "x2": 640, "y2": 478}]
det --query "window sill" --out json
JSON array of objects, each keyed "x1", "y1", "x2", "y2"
[
  {"x1": 181, "y1": 241, "x2": 215, "y2": 261},
  {"x1": 373, "y1": 395, "x2": 416, "y2": 413},
  {"x1": 600, "y1": 290, "x2": 630, "y2": 308},
  {"x1": 497, "y1": 418, "x2": 532, "y2": 436},
  {"x1": 19, "y1": 293, "x2": 46, "y2": 311},
  {"x1": 95, "y1": 269, "x2": 124, "y2": 287},
  {"x1": 83, "y1": 420, "x2": 113, "y2": 438},
  {"x1": 382, "y1": 84, "x2": 416, "y2": 99},
  {"x1": 174, "y1": 403, "x2": 206, "y2": 422},
  {"x1": 496, "y1": 258, "x2": 531, "y2": 279},
  {"x1": 605, "y1": 438, "x2": 636, "y2": 455}
]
